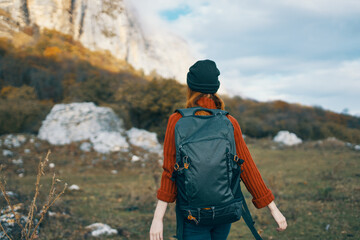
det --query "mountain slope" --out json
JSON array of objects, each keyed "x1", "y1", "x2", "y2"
[{"x1": 0, "y1": 0, "x2": 195, "y2": 81}]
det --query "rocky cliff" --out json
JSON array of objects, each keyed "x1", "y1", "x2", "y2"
[{"x1": 0, "y1": 0, "x2": 194, "y2": 81}]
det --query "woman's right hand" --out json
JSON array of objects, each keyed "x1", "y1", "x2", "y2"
[
  {"x1": 270, "y1": 207, "x2": 287, "y2": 231},
  {"x1": 267, "y1": 201, "x2": 287, "y2": 231},
  {"x1": 150, "y1": 217, "x2": 163, "y2": 240}
]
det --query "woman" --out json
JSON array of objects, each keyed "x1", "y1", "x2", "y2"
[{"x1": 150, "y1": 60, "x2": 287, "y2": 240}]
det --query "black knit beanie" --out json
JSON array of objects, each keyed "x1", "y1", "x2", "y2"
[{"x1": 187, "y1": 59, "x2": 220, "y2": 94}]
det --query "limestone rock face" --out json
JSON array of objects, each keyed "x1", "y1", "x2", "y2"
[{"x1": 0, "y1": 0, "x2": 194, "y2": 81}]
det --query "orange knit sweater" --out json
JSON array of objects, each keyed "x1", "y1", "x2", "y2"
[{"x1": 157, "y1": 96, "x2": 274, "y2": 209}]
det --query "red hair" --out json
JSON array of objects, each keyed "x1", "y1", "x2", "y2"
[{"x1": 185, "y1": 86, "x2": 225, "y2": 115}]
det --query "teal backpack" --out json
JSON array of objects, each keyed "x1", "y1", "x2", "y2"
[{"x1": 171, "y1": 106, "x2": 262, "y2": 240}]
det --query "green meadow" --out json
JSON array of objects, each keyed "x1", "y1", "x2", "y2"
[{"x1": 1, "y1": 136, "x2": 359, "y2": 240}]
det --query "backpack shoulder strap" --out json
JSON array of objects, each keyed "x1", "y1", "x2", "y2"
[
  {"x1": 175, "y1": 107, "x2": 229, "y2": 117},
  {"x1": 239, "y1": 191, "x2": 263, "y2": 240}
]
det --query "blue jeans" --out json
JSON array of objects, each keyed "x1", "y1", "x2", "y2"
[{"x1": 183, "y1": 220, "x2": 232, "y2": 240}]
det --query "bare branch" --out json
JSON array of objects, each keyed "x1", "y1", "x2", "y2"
[{"x1": 0, "y1": 221, "x2": 13, "y2": 240}]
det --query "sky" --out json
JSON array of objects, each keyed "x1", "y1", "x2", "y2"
[{"x1": 128, "y1": 0, "x2": 360, "y2": 116}]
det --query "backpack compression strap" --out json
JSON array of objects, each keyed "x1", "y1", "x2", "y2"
[
  {"x1": 175, "y1": 107, "x2": 229, "y2": 117},
  {"x1": 239, "y1": 191, "x2": 263, "y2": 240}
]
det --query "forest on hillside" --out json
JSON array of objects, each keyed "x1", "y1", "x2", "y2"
[{"x1": 1, "y1": 30, "x2": 359, "y2": 144}]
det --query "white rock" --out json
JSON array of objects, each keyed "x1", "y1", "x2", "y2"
[
  {"x1": 273, "y1": 131, "x2": 302, "y2": 146},
  {"x1": 38, "y1": 103, "x2": 128, "y2": 154},
  {"x1": 48, "y1": 211, "x2": 57, "y2": 217},
  {"x1": 18, "y1": 173, "x2": 24, "y2": 178},
  {"x1": 49, "y1": 163, "x2": 55, "y2": 168},
  {"x1": 85, "y1": 223, "x2": 118, "y2": 237},
  {"x1": 354, "y1": 145, "x2": 360, "y2": 151},
  {"x1": 0, "y1": 191, "x2": 16, "y2": 197},
  {"x1": 68, "y1": 184, "x2": 80, "y2": 191},
  {"x1": 80, "y1": 142, "x2": 92, "y2": 152},
  {"x1": 38, "y1": 102, "x2": 124, "y2": 145},
  {"x1": 2, "y1": 149, "x2": 13, "y2": 157},
  {"x1": 126, "y1": 127, "x2": 162, "y2": 153},
  {"x1": 24, "y1": 149, "x2": 31, "y2": 154},
  {"x1": 12, "y1": 158, "x2": 23, "y2": 165},
  {"x1": 111, "y1": 170, "x2": 118, "y2": 174},
  {"x1": 325, "y1": 224, "x2": 330, "y2": 231},
  {"x1": 3, "y1": 134, "x2": 26, "y2": 148},
  {"x1": 131, "y1": 155, "x2": 140, "y2": 162},
  {"x1": 90, "y1": 131, "x2": 129, "y2": 154}
]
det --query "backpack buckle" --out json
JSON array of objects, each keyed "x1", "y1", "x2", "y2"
[
  {"x1": 183, "y1": 156, "x2": 189, "y2": 169},
  {"x1": 174, "y1": 163, "x2": 180, "y2": 171},
  {"x1": 187, "y1": 210, "x2": 199, "y2": 225},
  {"x1": 233, "y1": 155, "x2": 239, "y2": 162}
]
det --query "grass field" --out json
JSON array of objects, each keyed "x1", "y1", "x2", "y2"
[{"x1": 1, "y1": 135, "x2": 359, "y2": 239}]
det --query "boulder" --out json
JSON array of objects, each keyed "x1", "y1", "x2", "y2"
[
  {"x1": 273, "y1": 130, "x2": 302, "y2": 146},
  {"x1": 38, "y1": 102, "x2": 129, "y2": 153},
  {"x1": 126, "y1": 127, "x2": 162, "y2": 153},
  {"x1": 91, "y1": 131, "x2": 129, "y2": 153}
]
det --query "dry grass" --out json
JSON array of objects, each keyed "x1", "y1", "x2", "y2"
[
  {"x1": 0, "y1": 150, "x2": 67, "y2": 240},
  {"x1": 0, "y1": 135, "x2": 359, "y2": 239}
]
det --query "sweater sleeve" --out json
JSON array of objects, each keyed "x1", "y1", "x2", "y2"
[
  {"x1": 156, "y1": 113, "x2": 181, "y2": 203},
  {"x1": 227, "y1": 115, "x2": 275, "y2": 209}
]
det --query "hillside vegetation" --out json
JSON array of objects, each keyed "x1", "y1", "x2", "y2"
[{"x1": 0, "y1": 29, "x2": 359, "y2": 143}]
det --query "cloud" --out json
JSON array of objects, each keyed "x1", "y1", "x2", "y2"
[
  {"x1": 221, "y1": 58, "x2": 360, "y2": 115},
  {"x1": 127, "y1": 0, "x2": 360, "y2": 115}
]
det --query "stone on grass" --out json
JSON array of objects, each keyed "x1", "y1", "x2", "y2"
[
  {"x1": 85, "y1": 223, "x2": 118, "y2": 237},
  {"x1": 49, "y1": 163, "x2": 55, "y2": 168},
  {"x1": 273, "y1": 131, "x2": 302, "y2": 146},
  {"x1": 3, "y1": 134, "x2": 26, "y2": 148},
  {"x1": 68, "y1": 184, "x2": 80, "y2": 191},
  {"x1": 0, "y1": 191, "x2": 17, "y2": 198},
  {"x1": 12, "y1": 159, "x2": 23, "y2": 165},
  {"x1": 354, "y1": 145, "x2": 360, "y2": 151},
  {"x1": 131, "y1": 155, "x2": 140, "y2": 162},
  {"x1": 2, "y1": 150, "x2": 13, "y2": 157},
  {"x1": 80, "y1": 142, "x2": 92, "y2": 152}
]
